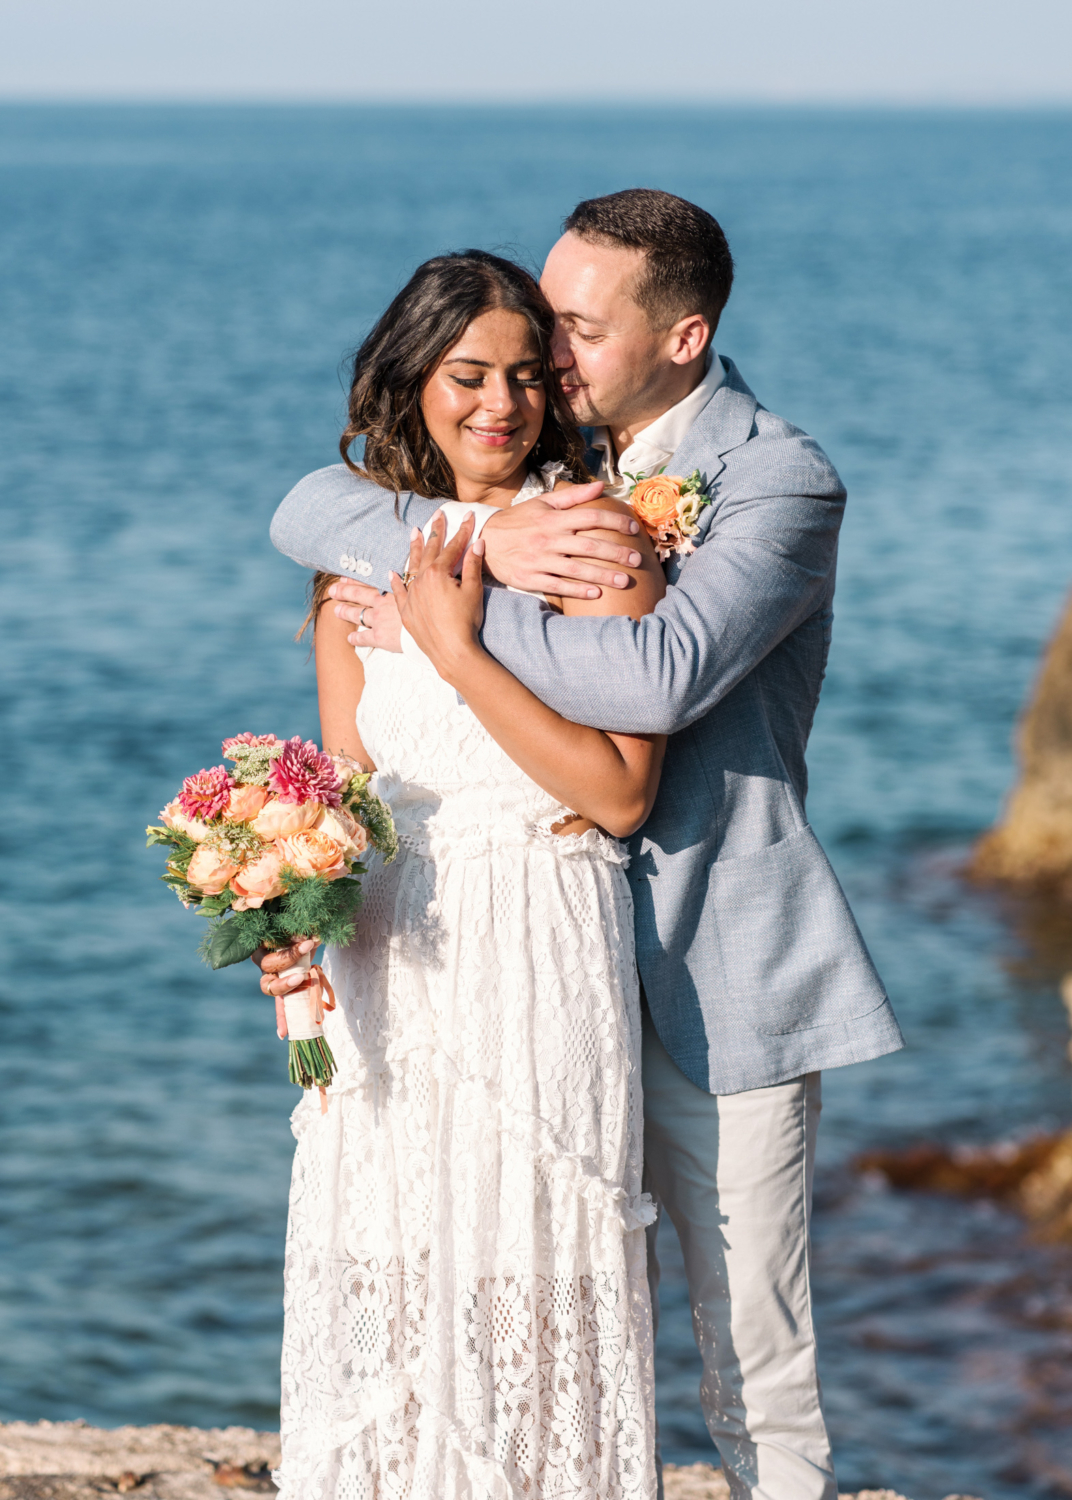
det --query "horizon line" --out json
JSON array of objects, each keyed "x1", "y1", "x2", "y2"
[{"x1": 1, "y1": 93, "x2": 1071, "y2": 111}]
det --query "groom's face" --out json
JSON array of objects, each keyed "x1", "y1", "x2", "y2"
[{"x1": 541, "y1": 231, "x2": 672, "y2": 430}]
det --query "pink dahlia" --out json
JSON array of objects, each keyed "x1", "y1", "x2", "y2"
[
  {"x1": 178, "y1": 765, "x2": 235, "y2": 822},
  {"x1": 268, "y1": 736, "x2": 342, "y2": 807},
  {"x1": 222, "y1": 732, "x2": 280, "y2": 758}
]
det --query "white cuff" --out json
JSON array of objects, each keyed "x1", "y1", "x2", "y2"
[
  {"x1": 399, "y1": 625, "x2": 426, "y2": 663},
  {"x1": 425, "y1": 499, "x2": 499, "y2": 546}
]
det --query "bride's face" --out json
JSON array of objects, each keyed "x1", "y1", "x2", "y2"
[{"x1": 421, "y1": 307, "x2": 546, "y2": 500}]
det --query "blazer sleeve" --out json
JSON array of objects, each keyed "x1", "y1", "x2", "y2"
[
  {"x1": 478, "y1": 430, "x2": 847, "y2": 737},
  {"x1": 270, "y1": 464, "x2": 440, "y2": 592}
]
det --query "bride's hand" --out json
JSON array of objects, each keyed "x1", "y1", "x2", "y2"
[{"x1": 390, "y1": 511, "x2": 486, "y2": 673}]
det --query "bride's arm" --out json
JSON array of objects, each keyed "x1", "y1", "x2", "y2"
[
  {"x1": 395, "y1": 505, "x2": 667, "y2": 840},
  {"x1": 253, "y1": 589, "x2": 375, "y2": 1019},
  {"x1": 314, "y1": 584, "x2": 375, "y2": 766}
]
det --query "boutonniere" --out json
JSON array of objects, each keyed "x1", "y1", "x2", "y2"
[{"x1": 622, "y1": 468, "x2": 710, "y2": 561}]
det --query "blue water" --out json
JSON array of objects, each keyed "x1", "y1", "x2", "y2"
[{"x1": 2, "y1": 105, "x2": 1072, "y2": 1499}]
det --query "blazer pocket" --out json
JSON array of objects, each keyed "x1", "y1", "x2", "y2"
[{"x1": 705, "y1": 825, "x2": 887, "y2": 1036}]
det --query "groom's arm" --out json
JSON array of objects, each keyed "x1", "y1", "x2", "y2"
[
  {"x1": 270, "y1": 465, "x2": 438, "y2": 591},
  {"x1": 271, "y1": 465, "x2": 641, "y2": 596},
  {"x1": 478, "y1": 429, "x2": 847, "y2": 737}
]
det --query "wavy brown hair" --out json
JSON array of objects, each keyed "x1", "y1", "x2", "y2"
[
  {"x1": 339, "y1": 248, "x2": 588, "y2": 498},
  {"x1": 301, "y1": 250, "x2": 590, "y2": 641}
]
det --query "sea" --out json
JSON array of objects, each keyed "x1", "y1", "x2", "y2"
[{"x1": 1, "y1": 105, "x2": 1071, "y2": 1499}]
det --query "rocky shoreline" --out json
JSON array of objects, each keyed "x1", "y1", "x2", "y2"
[{"x1": 0, "y1": 1422, "x2": 982, "y2": 1500}]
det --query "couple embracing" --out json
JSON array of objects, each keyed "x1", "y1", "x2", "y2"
[{"x1": 260, "y1": 188, "x2": 903, "y2": 1500}]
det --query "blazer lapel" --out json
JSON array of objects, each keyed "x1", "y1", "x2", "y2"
[{"x1": 662, "y1": 358, "x2": 759, "y2": 548}]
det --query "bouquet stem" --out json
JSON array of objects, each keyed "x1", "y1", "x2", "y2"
[{"x1": 279, "y1": 951, "x2": 337, "y2": 1090}]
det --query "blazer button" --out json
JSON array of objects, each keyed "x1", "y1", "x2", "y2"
[{"x1": 356, "y1": 560, "x2": 373, "y2": 576}]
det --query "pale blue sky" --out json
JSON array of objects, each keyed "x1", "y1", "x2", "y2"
[{"x1": 2, "y1": 0, "x2": 1071, "y2": 103}]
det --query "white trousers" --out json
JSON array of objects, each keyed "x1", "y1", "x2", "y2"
[{"x1": 641, "y1": 1011, "x2": 836, "y2": 1500}]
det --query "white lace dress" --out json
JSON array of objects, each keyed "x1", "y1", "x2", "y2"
[{"x1": 275, "y1": 510, "x2": 657, "y2": 1500}]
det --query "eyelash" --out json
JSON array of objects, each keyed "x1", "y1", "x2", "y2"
[{"x1": 451, "y1": 376, "x2": 543, "y2": 389}]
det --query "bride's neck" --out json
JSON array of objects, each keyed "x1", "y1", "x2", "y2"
[{"x1": 453, "y1": 462, "x2": 529, "y2": 510}]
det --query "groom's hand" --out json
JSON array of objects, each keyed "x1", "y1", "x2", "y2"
[
  {"x1": 481, "y1": 483, "x2": 642, "y2": 599},
  {"x1": 327, "y1": 581, "x2": 403, "y2": 653}
]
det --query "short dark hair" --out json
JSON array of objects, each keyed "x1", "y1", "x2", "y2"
[
  {"x1": 563, "y1": 189, "x2": 734, "y2": 336},
  {"x1": 339, "y1": 249, "x2": 588, "y2": 499}
]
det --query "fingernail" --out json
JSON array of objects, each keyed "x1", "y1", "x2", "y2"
[
  {"x1": 410, "y1": 528, "x2": 420, "y2": 539},
  {"x1": 628, "y1": 552, "x2": 641, "y2": 566},
  {"x1": 614, "y1": 573, "x2": 628, "y2": 587},
  {"x1": 629, "y1": 520, "x2": 639, "y2": 532},
  {"x1": 473, "y1": 538, "x2": 485, "y2": 556},
  {"x1": 587, "y1": 588, "x2": 599, "y2": 599},
  {"x1": 327, "y1": 584, "x2": 337, "y2": 597}
]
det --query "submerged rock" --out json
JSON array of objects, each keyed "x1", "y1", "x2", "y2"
[{"x1": 858, "y1": 1130, "x2": 1072, "y2": 1242}]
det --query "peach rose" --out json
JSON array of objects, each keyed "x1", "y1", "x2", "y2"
[
  {"x1": 315, "y1": 805, "x2": 368, "y2": 859},
  {"x1": 251, "y1": 797, "x2": 321, "y2": 841},
  {"x1": 223, "y1": 784, "x2": 269, "y2": 823},
  {"x1": 229, "y1": 848, "x2": 286, "y2": 910},
  {"x1": 160, "y1": 799, "x2": 209, "y2": 842},
  {"x1": 186, "y1": 844, "x2": 239, "y2": 895},
  {"x1": 279, "y1": 828, "x2": 349, "y2": 880},
  {"x1": 630, "y1": 474, "x2": 682, "y2": 530}
]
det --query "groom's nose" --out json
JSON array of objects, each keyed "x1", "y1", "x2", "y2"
[{"x1": 551, "y1": 322, "x2": 574, "y2": 370}]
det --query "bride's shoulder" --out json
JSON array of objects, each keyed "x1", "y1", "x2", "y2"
[{"x1": 554, "y1": 499, "x2": 667, "y2": 622}]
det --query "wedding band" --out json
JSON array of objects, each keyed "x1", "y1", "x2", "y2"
[{"x1": 359, "y1": 606, "x2": 371, "y2": 629}]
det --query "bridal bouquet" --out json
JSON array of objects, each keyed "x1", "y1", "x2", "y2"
[
  {"x1": 147, "y1": 733, "x2": 397, "y2": 1088},
  {"x1": 624, "y1": 468, "x2": 710, "y2": 560}
]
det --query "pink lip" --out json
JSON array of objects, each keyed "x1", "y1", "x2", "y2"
[{"x1": 468, "y1": 427, "x2": 518, "y2": 448}]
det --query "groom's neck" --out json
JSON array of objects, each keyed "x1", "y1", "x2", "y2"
[{"x1": 607, "y1": 355, "x2": 708, "y2": 456}]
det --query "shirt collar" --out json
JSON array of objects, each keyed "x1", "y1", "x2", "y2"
[{"x1": 591, "y1": 348, "x2": 725, "y2": 494}]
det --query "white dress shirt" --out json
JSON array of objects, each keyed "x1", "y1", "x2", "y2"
[{"x1": 589, "y1": 349, "x2": 725, "y2": 498}]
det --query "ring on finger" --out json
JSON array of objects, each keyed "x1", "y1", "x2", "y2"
[
  {"x1": 401, "y1": 570, "x2": 415, "y2": 589},
  {"x1": 359, "y1": 606, "x2": 371, "y2": 628}
]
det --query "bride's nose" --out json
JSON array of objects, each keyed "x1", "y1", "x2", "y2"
[{"x1": 481, "y1": 374, "x2": 518, "y2": 416}]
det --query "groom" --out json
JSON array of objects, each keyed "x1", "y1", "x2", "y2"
[{"x1": 267, "y1": 189, "x2": 903, "y2": 1499}]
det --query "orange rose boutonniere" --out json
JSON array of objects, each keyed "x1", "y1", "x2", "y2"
[{"x1": 624, "y1": 467, "x2": 709, "y2": 561}]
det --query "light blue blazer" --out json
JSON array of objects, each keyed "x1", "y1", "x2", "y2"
[{"x1": 271, "y1": 357, "x2": 903, "y2": 1094}]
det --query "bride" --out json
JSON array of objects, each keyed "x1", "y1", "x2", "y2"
[{"x1": 268, "y1": 249, "x2": 666, "y2": 1500}]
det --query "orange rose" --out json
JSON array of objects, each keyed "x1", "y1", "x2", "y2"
[
  {"x1": 279, "y1": 828, "x2": 349, "y2": 880},
  {"x1": 230, "y1": 847, "x2": 287, "y2": 910},
  {"x1": 160, "y1": 798, "x2": 210, "y2": 842},
  {"x1": 251, "y1": 797, "x2": 321, "y2": 840},
  {"x1": 630, "y1": 475, "x2": 682, "y2": 530},
  {"x1": 186, "y1": 844, "x2": 240, "y2": 895},
  {"x1": 315, "y1": 805, "x2": 368, "y2": 859},
  {"x1": 223, "y1": 784, "x2": 269, "y2": 823}
]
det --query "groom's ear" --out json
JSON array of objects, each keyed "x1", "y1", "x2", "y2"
[{"x1": 668, "y1": 314, "x2": 711, "y2": 367}]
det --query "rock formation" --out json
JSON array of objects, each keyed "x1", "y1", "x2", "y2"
[
  {"x1": 970, "y1": 589, "x2": 1072, "y2": 895},
  {"x1": 0, "y1": 1424, "x2": 982, "y2": 1500}
]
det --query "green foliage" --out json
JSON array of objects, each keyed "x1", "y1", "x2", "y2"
[
  {"x1": 276, "y1": 867, "x2": 364, "y2": 946},
  {"x1": 344, "y1": 776, "x2": 399, "y2": 863},
  {"x1": 196, "y1": 870, "x2": 364, "y2": 969},
  {"x1": 199, "y1": 910, "x2": 268, "y2": 969}
]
